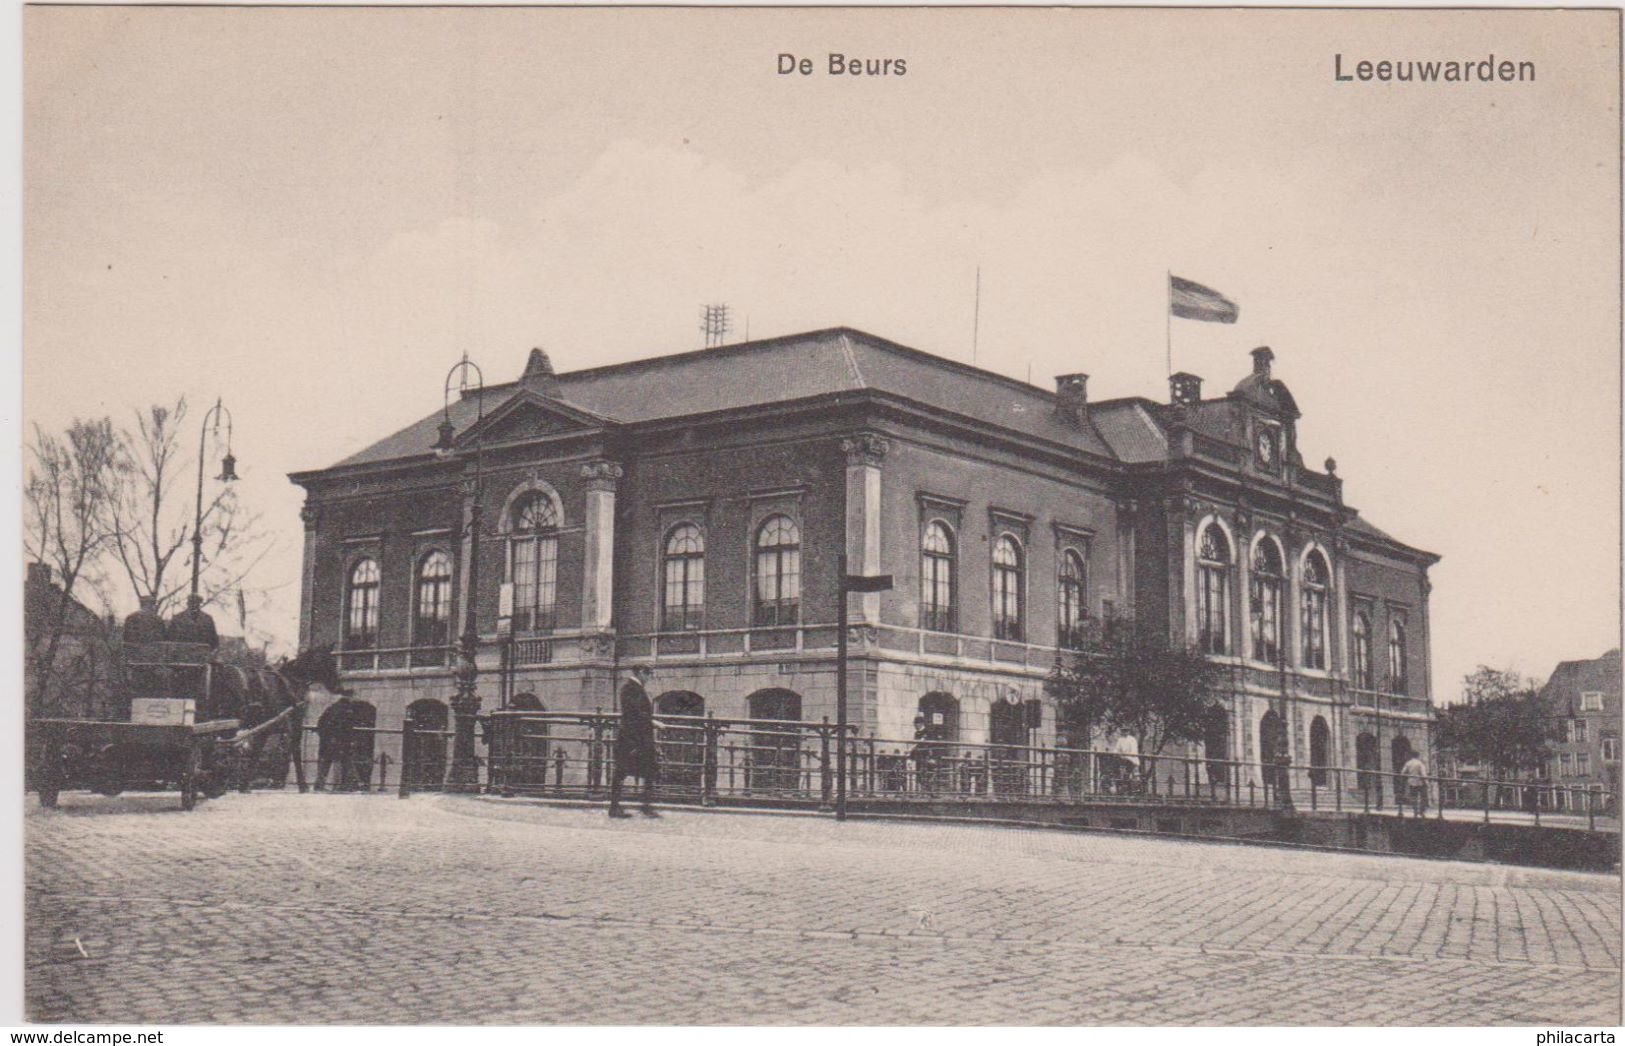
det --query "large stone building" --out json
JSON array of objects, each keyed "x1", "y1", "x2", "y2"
[{"x1": 288, "y1": 328, "x2": 1438, "y2": 791}]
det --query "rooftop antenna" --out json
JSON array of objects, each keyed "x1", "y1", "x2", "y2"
[
  {"x1": 972, "y1": 265, "x2": 981, "y2": 363},
  {"x1": 700, "y1": 303, "x2": 732, "y2": 348}
]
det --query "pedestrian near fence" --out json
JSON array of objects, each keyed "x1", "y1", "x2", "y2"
[
  {"x1": 609, "y1": 665, "x2": 660, "y2": 818},
  {"x1": 1400, "y1": 752, "x2": 1430, "y2": 817}
]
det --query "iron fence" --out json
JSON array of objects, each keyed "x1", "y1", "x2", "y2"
[
  {"x1": 464, "y1": 711, "x2": 1619, "y2": 831},
  {"x1": 287, "y1": 710, "x2": 1617, "y2": 832}
]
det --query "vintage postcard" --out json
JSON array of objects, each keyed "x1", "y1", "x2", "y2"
[{"x1": 17, "y1": 4, "x2": 1623, "y2": 1033}]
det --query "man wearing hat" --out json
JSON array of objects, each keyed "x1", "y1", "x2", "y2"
[{"x1": 608, "y1": 665, "x2": 660, "y2": 818}]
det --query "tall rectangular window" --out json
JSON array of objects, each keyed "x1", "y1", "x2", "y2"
[
  {"x1": 662, "y1": 523, "x2": 705, "y2": 631},
  {"x1": 1388, "y1": 617, "x2": 1409, "y2": 694},
  {"x1": 344, "y1": 558, "x2": 380, "y2": 650},
  {"x1": 920, "y1": 521, "x2": 956, "y2": 633},
  {"x1": 508, "y1": 494, "x2": 559, "y2": 632},
  {"x1": 752, "y1": 515, "x2": 801, "y2": 627},
  {"x1": 992, "y1": 535, "x2": 1024, "y2": 641},
  {"x1": 1057, "y1": 548, "x2": 1088, "y2": 650},
  {"x1": 1195, "y1": 524, "x2": 1230, "y2": 656}
]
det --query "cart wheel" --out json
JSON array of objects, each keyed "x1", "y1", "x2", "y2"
[
  {"x1": 180, "y1": 747, "x2": 201, "y2": 811},
  {"x1": 37, "y1": 740, "x2": 64, "y2": 808}
]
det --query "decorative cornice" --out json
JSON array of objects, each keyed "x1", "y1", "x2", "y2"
[
  {"x1": 916, "y1": 491, "x2": 968, "y2": 513},
  {"x1": 580, "y1": 460, "x2": 624, "y2": 491},
  {"x1": 1052, "y1": 521, "x2": 1095, "y2": 545},
  {"x1": 747, "y1": 485, "x2": 808, "y2": 502},
  {"x1": 841, "y1": 434, "x2": 890, "y2": 468}
]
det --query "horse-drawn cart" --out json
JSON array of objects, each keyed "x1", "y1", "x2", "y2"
[
  {"x1": 30, "y1": 640, "x2": 238, "y2": 811},
  {"x1": 31, "y1": 716, "x2": 239, "y2": 811}
]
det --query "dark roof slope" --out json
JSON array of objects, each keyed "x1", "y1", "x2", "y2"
[{"x1": 318, "y1": 328, "x2": 1115, "y2": 471}]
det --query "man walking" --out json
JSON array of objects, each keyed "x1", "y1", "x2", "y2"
[
  {"x1": 1400, "y1": 750, "x2": 1430, "y2": 817},
  {"x1": 314, "y1": 694, "x2": 354, "y2": 792},
  {"x1": 609, "y1": 665, "x2": 660, "y2": 818}
]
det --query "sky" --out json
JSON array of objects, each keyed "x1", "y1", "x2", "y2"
[{"x1": 22, "y1": 7, "x2": 1622, "y2": 701}]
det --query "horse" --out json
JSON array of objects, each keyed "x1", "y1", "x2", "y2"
[{"x1": 207, "y1": 646, "x2": 347, "y2": 793}]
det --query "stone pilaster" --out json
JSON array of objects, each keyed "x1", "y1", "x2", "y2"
[
  {"x1": 580, "y1": 461, "x2": 623, "y2": 634},
  {"x1": 841, "y1": 435, "x2": 888, "y2": 623},
  {"x1": 298, "y1": 502, "x2": 320, "y2": 652}
]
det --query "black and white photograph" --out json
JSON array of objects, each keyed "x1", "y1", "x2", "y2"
[{"x1": 14, "y1": 4, "x2": 1624, "y2": 1032}]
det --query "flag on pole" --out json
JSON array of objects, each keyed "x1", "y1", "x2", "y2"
[{"x1": 1169, "y1": 275, "x2": 1239, "y2": 324}]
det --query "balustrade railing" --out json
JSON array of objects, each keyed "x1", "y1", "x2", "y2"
[
  {"x1": 336, "y1": 646, "x2": 454, "y2": 672},
  {"x1": 462, "y1": 712, "x2": 1619, "y2": 831}
]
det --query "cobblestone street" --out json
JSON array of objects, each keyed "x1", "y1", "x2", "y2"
[{"x1": 25, "y1": 792, "x2": 1623, "y2": 1025}]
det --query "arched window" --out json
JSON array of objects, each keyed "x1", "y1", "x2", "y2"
[
  {"x1": 1300, "y1": 550, "x2": 1329, "y2": 669},
  {"x1": 1249, "y1": 537, "x2": 1283, "y2": 664},
  {"x1": 1389, "y1": 617, "x2": 1408, "y2": 694},
  {"x1": 992, "y1": 535, "x2": 1024, "y2": 641},
  {"x1": 414, "y1": 551, "x2": 454, "y2": 648},
  {"x1": 662, "y1": 523, "x2": 705, "y2": 631},
  {"x1": 920, "y1": 521, "x2": 956, "y2": 633},
  {"x1": 1352, "y1": 611, "x2": 1374, "y2": 689},
  {"x1": 1196, "y1": 524, "x2": 1230, "y2": 655},
  {"x1": 1057, "y1": 549, "x2": 1088, "y2": 650},
  {"x1": 507, "y1": 494, "x2": 559, "y2": 632},
  {"x1": 753, "y1": 515, "x2": 801, "y2": 627},
  {"x1": 344, "y1": 558, "x2": 380, "y2": 650}
]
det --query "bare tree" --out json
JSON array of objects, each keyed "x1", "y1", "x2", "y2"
[
  {"x1": 108, "y1": 398, "x2": 273, "y2": 619},
  {"x1": 24, "y1": 417, "x2": 126, "y2": 718}
]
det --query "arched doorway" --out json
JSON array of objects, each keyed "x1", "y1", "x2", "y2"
[
  {"x1": 989, "y1": 698, "x2": 1028, "y2": 796},
  {"x1": 1259, "y1": 710, "x2": 1286, "y2": 796},
  {"x1": 1309, "y1": 716, "x2": 1330, "y2": 787},
  {"x1": 914, "y1": 692, "x2": 960, "y2": 793},
  {"x1": 1202, "y1": 704, "x2": 1231, "y2": 794},
  {"x1": 404, "y1": 698, "x2": 448, "y2": 789},
  {"x1": 343, "y1": 700, "x2": 377, "y2": 791},
  {"x1": 1356, "y1": 732, "x2": 1380, "y2": 803},
  {"x1": 917, "y1": 692, "x2": 960, "y2": 741},
  {"x1": 495, "y1": 692, "x2": 549, "y2": 790},
  {"x1": 746, "y1": 688, "x2": 802, "y2": 792},
  {"x1": 655, "y1": 691, "x2": 705, "y2": 792}
]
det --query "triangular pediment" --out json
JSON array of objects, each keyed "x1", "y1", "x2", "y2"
[{"x1": 460, "y1": 390, "x2": 613, "y2": 447}]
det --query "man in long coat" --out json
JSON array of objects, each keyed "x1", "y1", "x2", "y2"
[
  {"x1": 609, "y1": 665, "x2": 659, "y2": 818},
  {"x1": 314, "y1": 694, "x2": 355, "y2": 792}
]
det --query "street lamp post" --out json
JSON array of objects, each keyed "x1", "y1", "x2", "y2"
[
  {"x1": 189, "y1": 398, "x2": 238, "y2": 606},
  {"x1": 836, "y1": 552, "x2": 892, "y2": 821},
  {"x1": 434, "y1": 354, "x2": 486, "y2": 792}
]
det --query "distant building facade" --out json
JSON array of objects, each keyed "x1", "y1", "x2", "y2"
[
  {"x1": 1542, "y1": 649, "x2": 1621, "y2": 808},
  {"x1": 24, "y1": 562, "x2": 118, "y2": 720},
  {"x1": 288, "y1": 328, "x2": 1438, "y2": 791}
]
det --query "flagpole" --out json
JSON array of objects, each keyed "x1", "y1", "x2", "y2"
[
  {"x1": 1165, "y1": 270, "x2": 1172, "y2": 377},
  {"x1": 972, "y1": 265, "x2": 981, "y2": 364}
]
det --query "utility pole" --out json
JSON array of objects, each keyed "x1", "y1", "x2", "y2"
[
  {"x1": 700, "y1": 303, "x2": 732, "y2": 348},
  {"x1": 836, "y1": 553, "x2": 892, "y2": 821}
]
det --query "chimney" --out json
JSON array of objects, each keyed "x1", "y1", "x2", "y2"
[
  {"x1": 521, "y1": 346, "x2": 558, "y2": 396},
  {"x1": 1054, "y1": 374, "x2": 1088, "y2": 427},
  {"x1": 1250, "y1": 346, "x2": 1274, "y2": 378},
  {"x1": 1169, "y1": 372, "x2": 1203, "y2": 406},
  {"x1": 27, "y1": 562, "x2": 50, "y2": 590}
]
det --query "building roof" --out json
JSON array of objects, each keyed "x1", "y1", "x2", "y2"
[
  {"x1": 320, "y1": 327, "x2": 1118, "y2": 471},
  {"x1": 1089, "y1": 401, "x2": 1169, "y2": 463},
  {"x1": 1540, "y1": 649, "x2": 1622, "y2": 713}
]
